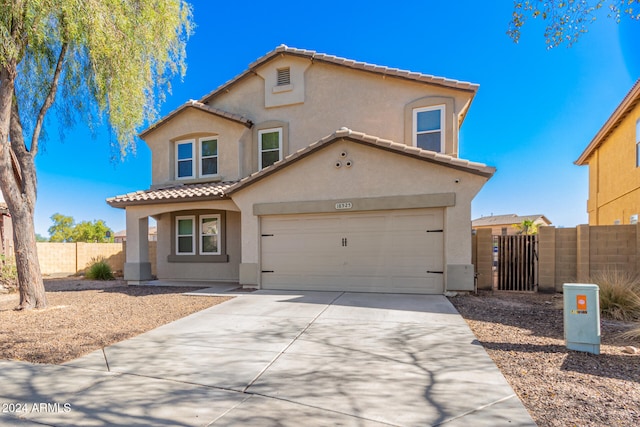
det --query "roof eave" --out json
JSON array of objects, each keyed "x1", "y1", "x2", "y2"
[
  {"x1": 107, "y1": 194, "x2": 231, "y2": 209},
  {"x1": 575, "y1": 79, "x2": 640, "y2": 166},
  {"x1": 200, "y1": 45, "x2": 479, "y2": 105}
]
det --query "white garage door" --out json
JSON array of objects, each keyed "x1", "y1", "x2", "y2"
[{"x1": 260, "y1": 209, "x2": 444, "y2": 294}]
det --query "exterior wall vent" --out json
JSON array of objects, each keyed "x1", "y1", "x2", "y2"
[{"x1": 277, "y1": 67, "x2": 291, "y2": 86}]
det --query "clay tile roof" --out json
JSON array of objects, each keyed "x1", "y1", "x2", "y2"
[
  {"x1": 227, "y1": 128, "x2": 495, "y2": 195},
  {"x1": 139, "y1": 100, "x2": 253, "y2": 139},
  {"x1": 575, "y1": 78, "x2": 640, "y2": 165},
  {"x1": 107, "y1": 181, "x2": 239, "y2": 208},
  {"x1": 200, "y1": 45, "x2": 479, "y2": 104}
]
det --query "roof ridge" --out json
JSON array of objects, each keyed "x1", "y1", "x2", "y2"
[{"x1": 199, "y1": 45, "x2": 479, "y2": 104}]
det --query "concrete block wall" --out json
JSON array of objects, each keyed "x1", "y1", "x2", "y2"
[
  {"x1": 37, "y1": 242, "x2": 157, "y2": 277},
  {"x1": 479, "y1": 224, "x2": 639, "y2": 293}
]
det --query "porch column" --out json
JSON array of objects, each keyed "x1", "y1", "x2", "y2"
[{"x1": 124, "y1": 213, "x2": 152, "y2": 283}]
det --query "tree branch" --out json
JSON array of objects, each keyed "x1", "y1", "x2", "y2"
[{"x1": 30, "y1": 42, "x2": 67, "y2": 156}]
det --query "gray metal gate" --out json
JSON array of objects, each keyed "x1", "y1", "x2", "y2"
[{"x1": 494, "y1": 235, "x2": 538, "y2": 291}]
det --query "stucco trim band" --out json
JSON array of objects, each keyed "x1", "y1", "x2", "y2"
[{"x1": 253, "y1": 193, "x2": 455, "y2": 216}]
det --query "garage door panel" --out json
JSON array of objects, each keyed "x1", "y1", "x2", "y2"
[{"x1": 261, "y1": 209, "x2": 444, "y2": 294}]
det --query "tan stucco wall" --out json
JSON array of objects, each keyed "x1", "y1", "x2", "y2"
[
  {"x1": 230, "y1": 139, "x2": 488, "y2": 290},
  {"x1": 144, "y1": 108, "x2": 251, "y2": 186},
  {"x1": 211, "y1": 59, "x2": 472, "y2": 160},
  {"x1": 585, "y1": 102, "x2": 640, "y2": 225},
  {"x1": 123, "y1": 200, "x2": 241, "y2": 282},
  {"x1": 155, "y1": 209, "x2": 241, "y2": 282}
]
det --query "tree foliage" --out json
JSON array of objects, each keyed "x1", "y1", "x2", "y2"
[
  {"x1": 0, "y1": 0, "x2": 193, "y2": 309},
  {"x1": 48, "y1": 213, "x2": 113, "y2": 242},
  {"x1": 512, "y1": 219, "x2": 540, "y2": 235},
  {"x1": 508, "y1": 0, "x2": 640, "y2": 47},
  {"x1": 48, "y1": 213, "x2": 74, "y2": 242}
]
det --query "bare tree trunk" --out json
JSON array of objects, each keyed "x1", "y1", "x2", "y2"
[
  {"x1": 0, "y1": 65, "x2": 47, "y2": 310},
  {"x1": 11, "y1": 202, "x2": 46, "y2": 309}
]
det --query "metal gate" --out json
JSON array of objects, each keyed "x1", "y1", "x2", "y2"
[{"x1": 494, "y1": 235, "x2": 538, "y2": 291}]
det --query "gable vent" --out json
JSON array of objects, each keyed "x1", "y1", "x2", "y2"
[{"x1": 277, "y1": 67, "x2": 291, "y2": 86}]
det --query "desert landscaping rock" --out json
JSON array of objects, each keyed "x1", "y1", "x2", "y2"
[{"x1": 450, "y1": 291, "x2": 639, "y2": 427}]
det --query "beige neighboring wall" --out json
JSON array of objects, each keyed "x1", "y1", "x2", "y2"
[
  {"x1": 144, "y1": 107, "x2": 252, "y2": 186},
  {"x1": 210, "y1": 58, "x2": 473, "y2": 164},
  {"x1": 231, "y1": 139, "x2": 488, "y2": 291}
]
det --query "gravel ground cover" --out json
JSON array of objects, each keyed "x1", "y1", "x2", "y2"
[
  {"x1": 449, "y1": 291, "x2": 640, "y2": 427},
  {"x1": 0, "y1": 278, "x2": 231, "y2": 364}
]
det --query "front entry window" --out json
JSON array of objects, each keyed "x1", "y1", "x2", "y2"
[{"x1": 176, "y1": 216, "x2": 195, "y2": 254}]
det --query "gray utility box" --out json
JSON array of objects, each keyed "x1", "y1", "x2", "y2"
[{"x1": 563, "y1": 283, "x2": 600, "y2": 355}]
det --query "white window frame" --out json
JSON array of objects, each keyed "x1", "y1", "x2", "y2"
[
  {"x1": 412, "y1": 105, "x2": 445, "y2": 153},
  {"x1": 199, "y1": 138, "x2": 219, "y2": 178},
  {"x1": 258, "y1": 127, "x2": 283, "y2": 170},
  {"x1": 176, "y1": 215, "x2": 196, "y2": 255},
  {"x1": 175, "y1": 139, "x2": 195, "y2": 180},
  {"x1": 200, "y1": 214, "x2": 221, "y2": 255}
]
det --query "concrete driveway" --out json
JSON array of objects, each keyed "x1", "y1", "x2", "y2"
[{"x1": 0, "y1": 290, "x2": 535, "y2": 426}]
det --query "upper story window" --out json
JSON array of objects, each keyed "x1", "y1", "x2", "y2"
[
  {"x1": 413, "y1": 106, "x2": 444, "y2": 152},
  {"x1": 175, "y1": 137, "x2": 219, "y2": 180},
  {"x1": 176, "y1": 140, "x2": 195, "y2": 179},
  {"x1": 259, "y1": 128, "x2": 283, "y2": 170},
  {"x1": 636, "y1": 119, "x2": 640, "y2": 167},
  {"x1": 201, "y1": 138, "x2": 218, "y2": 176}
]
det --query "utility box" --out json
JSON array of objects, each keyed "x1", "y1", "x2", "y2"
[{"x1": 563, "y1": 283, "x2": 600, "y2": 355}]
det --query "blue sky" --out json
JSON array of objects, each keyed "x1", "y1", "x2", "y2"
[{"x1": 31, "y1": 0, "x2": 639, "y2": 236}]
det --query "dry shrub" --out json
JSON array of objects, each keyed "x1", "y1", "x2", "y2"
[
  {"x1": 0, "y1": 256, "x2": 18, "y2": 293},
  {"x1": 591, "y1": 269, "x2": 640, "y2": 322}
]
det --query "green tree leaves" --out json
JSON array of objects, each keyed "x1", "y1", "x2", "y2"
[
  {"x1": 48, "y1": 213, "x2": 113, "y2": 242},
  {"x1": 508, "y1": 0, "x2": 640, "y2": 48}
]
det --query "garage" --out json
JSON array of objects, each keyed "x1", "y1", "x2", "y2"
[{"x1": 260, "y1": 208, "x2": 444, "y2": 294}]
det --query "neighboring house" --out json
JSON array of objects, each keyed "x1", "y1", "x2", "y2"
[
  {"x1": 108, "y1": 45, "x2": 495, "y2": 294},
  {"x1": 472, "y1": 214, "x2": 552, "y2": 235},
  {"x1": 575, "y1": 79, "x2": 640, "y2": 225},
  {"x1": 113, "y1": 227, "x2": 157, "y2": 243},
  {"x1": 0, "y1": 199, "x2": 13, "y2": 258}
]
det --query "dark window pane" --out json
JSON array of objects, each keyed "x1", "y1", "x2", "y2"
[
  {"x1": 178, "y1": 218, "x2": 193, "y2": 235},
  {"x1": 416, "y1": 132, "x2": 441, "y2": 152},
  {"x1": 261, "y1": 132, "x2": 280, "y2": 150},
  {"x1": 262, "y1": 151, "x2": 280, "y2": 168},
  {"x1": 178, "y1": 142, "x2": 192, "y2": 160},
  {"x1": 178, "y1": 160, "x2": 192, "y2": 177},
  {"x1": 202, "y1": 158, "x2": 218, "y2": 175},
  {"x1": 417, "y1": 110, "x2": 441, "y2": 132},
  {"x1": 178, "y1": 236, "x2": 193, "y2": 253},
  {"x1": 202, "y1": 139, "x2": 218, "y2": 157},
  {"x1": 202, "y1": 235, "x2": 218, "y2": 253}
]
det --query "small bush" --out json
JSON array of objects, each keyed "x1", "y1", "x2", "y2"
[
  {"x1": 591, "y1": 269, "x2": 640, "y2": 322},
  {"x1": 86, "y1": 258, "x2": 114, "y2": 280},
  {"x1": 0, "y1": 256, "x2": 18, "y2": 293}
]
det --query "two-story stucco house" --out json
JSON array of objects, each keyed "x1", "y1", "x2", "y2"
[
  {"x1": 575, "y1": 79, "x2": 640, "y2": 225},
  {"x1": 107, "y1": 46, "x2": 495, "y2": 294}
]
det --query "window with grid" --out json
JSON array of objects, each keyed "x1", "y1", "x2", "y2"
[
  {"x1": 200, "y1": 215, "x2": 220, "y2": 254},
  {"x1": 176, "y1": 141, "x2": 194, "y2": 179},
  {"x1": 201, "y1": 139, "x2": 218, "y2": 176},
  {"x1": 259, "y1": 128, "x2": 282, "y2": 169},
  {"x1": 176, "y1": 216, "x2": 195, "y2": 255},
  {"x1": 413, "y1": 106, "x2": 444, "y2": 152}
]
